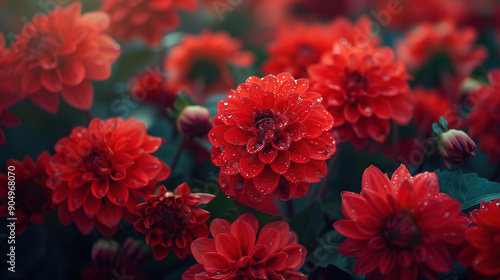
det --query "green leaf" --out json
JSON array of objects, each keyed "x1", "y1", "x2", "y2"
[
  {"x1": 229, "y1": 64, "x2": 258, "y2": 85},
  {"x1": 432, "y1": 122, "x2": 444, "y2": 136},
  {"x1": 173, "y1": 91, "x2": 196, "y2": 112},
  {"x1": 439, "y1": 262, "x2": 467, "y2": 280},
  {"x1": 435, "y1": 169, "x2": 500, "y2": 211},
  {"x1": 194, "y1": 177, "x2": 237, "y2": 223},
  {"x1": 289, "y1": 199, "x2": 326, "y2": 252},
  {"x1": 313, "y1": 230, "x2": 364, "y2": 280},
  {"x1": 439, "y1": 116, "x2": 449, "y2": 130}
]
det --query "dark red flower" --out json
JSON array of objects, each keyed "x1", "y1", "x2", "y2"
[
  {"x1": 134, "y1": 183, "x2": 214, "y2": 260},
  {"x1": 0, "y1": 152, "x2": 55, "y2": 234},
  {"x1": 46, "y1": 117, "x2": 171, "y2": 237},
  {"x1": 458, "y1": 199, "x2": 500, "y2": 279},
  {"x1": 9, "y1": 2, "x2": 121, "y2": 113},
  {"x1": 100, "y1": 0, "x2": 197, "y2": 46},
  {"x1": 334, "y1": 165, "x2": 470, "y2": 280},
  {"x1": 466, "y1": 70, "x2": 500, "y2": 164},
  {"x1": 396, "y1": 20, "x2": 487, "y2": 76},
  {"x1": 262, "y1": 17, "x2": 379, "y2": 79},
  {"x1": 209, "y1": 73, "x2": 336, "y2": 205},
  {"x1": 165, "y1": 29, "x2": 254, "y2": 103},
  {"x1": 437, "y1": 129, "x2": 476, "y2": 167},
  {"x1": 129, "y1": 67, "x2": 178, "y2": 109},
  {"x1": 182, "y1": 213, "x2": 307, "y2": 280},
  {"x1": 308, "y1": 45, "x2": 413, "y2": 148}
]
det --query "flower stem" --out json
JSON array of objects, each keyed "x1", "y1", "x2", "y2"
[{"x1": 170, "y1": 137, "x2": 185, "y2": 173}]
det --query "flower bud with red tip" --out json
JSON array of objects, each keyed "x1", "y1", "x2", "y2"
[
  {"x1": 438, "y1": 129, "x2": 477, "y2": 165},
  {"x1": 176, "y1": 105, "x2": 212, "y2": 139}
]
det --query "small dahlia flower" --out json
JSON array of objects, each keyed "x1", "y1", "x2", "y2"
[
  {"x1": 129, "y1": 67, "x2": 177, "y2": 109},
  {"x1": 182, "y1": 213, "x2": 307, "y2": 280},
  {"x1": 134, "y1": 183, "x2": 215, "y2": 260},
  {"x1": 334, "y1": 165, "x2": 470, "y2": 280},
  {"x1": 308, "y1": 45, "x2": 413, "y2": 148},
  {"x1": 458, "y1": 199, "x2": 500, "y2": 279},
  {"x1": 9, "y1": 2, "x2": 121, "y2": 113},
  {"x1": 413, "y1": 87, "x2": 455, "y2": 133},
  {"x1": 47, "y1": 117, "x2": 171, "y2": 237},
  {"x1": 177, "y1": 105, "x2": 212, "y2": 139},
  {"x1": 437, "y1": 129, "x2": 476, "y2": 166},
  {"x1": 0, "y1": 32, "x2": 20, "y2": 145},
  {"x1": 0, "y1": 152, "x2": 55, "y2": 234},
  {"x1": 100, "y1": 0, "x2": 197, "y2": 46},
  {"x1": 209, "y1": 73, "x2": 336, "y2": 205}
]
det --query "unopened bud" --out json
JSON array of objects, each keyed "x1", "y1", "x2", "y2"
[
  {"x1": 438, "y1": 129, "x2": 477, "y2": 166},
  {"x1": 91, "y1": 239, "x2": 122, "y2": 267},
  {"x1": 122, "y1": 237, "x2": 149, "y2": 263},
  {"x1": 176, "y1": 105, "x2": 212, "y2": 138}
]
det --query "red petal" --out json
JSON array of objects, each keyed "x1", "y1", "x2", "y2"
[
  {"x1": 256, "y1": 228, "x2": 281, "y2": 254},
  {"x1": 270, "y1": 151, "x2": 290, "y2": 174},
  {"x1": 367, "y1": 118, "x2": 390, "y2": 143},
  {"x1": 224, "y1": 127, "x2": 252, "y2": 145},
  {"x1": 239, "y1": 153, "x2": 265, "y2": 178},
  {"x1": 60, "y1": 58, "x2": 85, "y2": 86},
  {"x1": 288, "y1": 141, "x2": 311, "y2": 163},
  {"x1": 362, "y1": 165, "x2": 393, "y2": 195},
  {"x1": 258, "y1": 147, "x2": 278, "y2": 164},
  {"x1": 191, "y1": 237, "x2": 216, "y2": 264},
  {"x1": 29, "y1": 89, "x2": 60, "y2": 114},
  {"x1": 107, "y1": 183, "x2": 129, "y2": 206},
  {"x1": 333, "y1": 220, "x2": 367, "y2": 239},
  {"x1": 72, "y1": 208, "x2": 95, "y2": 235},
  {"x1": 201, "y1": 252, "x2": 231, "y2": 273},
  {"x1": 281, "y1": 244, "x2": 306, "y2": 269},
  {"x1": 391, "y1": 165, "x2": 412, "y2": 188},
  {"x1": 41, "y1": 69, "x2": 62, "y2": 92},
  {"x1": 253, "y1": 166, "x2": 280, "y2": 195},
  {"x1": 91, "y1": 179, "x2": 109, "y2": 199},
  {"x1": 68, "y1": 186, "x2": 90, "y2": 211},
  {"x1": 210, "y1": 219, "x2": 231, "y2": 238},
  {"x1": 344, "y1": 103, "x2": 361, "y2": 123},
  {"x1": 83, "y1": 194, "x2": 101, "y2": 218},
  {"x1": 247, "y1": 137, "x2": 264, "y2": 154},
  {"x1": 96, "y1": 199, "x2": 123, "y2": 228},
  {"x1": 153, "y1": 245, "x2": 169, "y2": 261},
  {"x1": 215, "y1": 233, "x2": 241, "y2": 262},
  {"x1": 230, "y1": 219, "x2": 257, "y2": 255},
  {"x1": 341, "y1": 191, "x2": 375, "y2": 220},
  {"x1": 61, "y1": 79, "x2": 93, "y2": 110}
]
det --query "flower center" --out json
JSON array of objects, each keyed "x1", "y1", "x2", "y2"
[
  {"x1": 382, "y1": 211, "x2": 420, "y2": 250},
  {"x1": 85, "y1": 152, "x2": 110, "y2": 178},
  {"x1": 159, "y1": 205, "x2": 184, "y2": 234},
  {"x1": 253, "y1": 109, "x2": 280, "y2": 143},
  {"x1": 344, "y1": 71, "x2": 367, "y2": 102},
  {"x1": 188, "y1": 59, "x2": 221, "y2": 85},
  {"x1": 25, "y1": 32, "x2": 61, "y2": 67}
]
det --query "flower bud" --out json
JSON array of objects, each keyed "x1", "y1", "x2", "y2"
[
  {"x1": 123, "y1": 237, "x2": 149, "y2": 263},
  {"x1": 438, "y1": 129, "x2": 476, "y2": 166},
  {"x1": 176, "y1": 105, "x2": 212, "y2": 138},
  {"x1": 91, "y1": 239, "x2": 122, "y2": 267}
]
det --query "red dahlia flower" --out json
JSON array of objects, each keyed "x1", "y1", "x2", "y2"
[
  {"x1": 47, "y1": 117, "x2": 170, "y2": 237},
  {"x1": 165, "y1": 29, "x2": 254, "y2": 103},
  {"x1": 0, "y1": 152, "x2": 55, "y2": 234},
  {"x1": 466, "y1": 70, "x2": 500, "y2": 164},
  {"x1": 134, "y1": 183, "x2": 214, "y2": 260},
  {"x1": 458, "y1": 199, "x2": 500, "y2": 279},
  {"x1": 308, "y1": 45, "x2": 413, "y2": 148},
  {"x1": 129, "y1": 67, "x2": 178, "y2": 109},
  {"x1": 396, "y1": 20, "x2": 487, "y2": 76},
  {"x1": 100, "y1": 0, "x2": 197, "y2": 46},
  {"x1": 182, "y1": 213, "x2": 307, "y2": 280},
  {"x1": 209, "y1": 73, "x2": 336, "y2": 205},
  {"x1": 9, "y1": 2, "x2": 121, "y2": 113},
  {"x1": 334, "y1": 165, "x2": 470, "y2": 280},
  {"x1": 0, "y1": 32, "x2": 20, "y2": 145}
]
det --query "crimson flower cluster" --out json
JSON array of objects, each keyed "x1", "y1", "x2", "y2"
[
  {"x1": 183, "y1": 213, "x2": 307, "y2": 279},
  {"x1": 46, "y1": 117, "x2": 170, "y2": 237},
  {"x1": 209, "y1": 73, "x2": 336, "y2": 206},
  {"x1": 134, "y1": 183, "x2": 214, "y2": 260}
]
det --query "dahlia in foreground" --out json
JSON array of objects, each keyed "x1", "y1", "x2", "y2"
[
  {"x1": 101, "y1": 0, "x2": 197, "y2": 46},
  {"x1": 182, "y1": 213, "x2": 307, "y2": 280},
  {"x1": 308, "y1": 45, "x2": 413, "y2": 148},
  {"x1": 165, "y1": 30, "x2": 254, "y2": 102},
  {"x1": 9, "y1": 2, "x2": 120, "y2": 113},
  {"x1": 334, "y1": 165, "x2": 470, "y2": 280},
  {"x1": 458, "y1": 199, "x2": 500, "y2": 279},
  {"x1": 466, "y1": 70, "x2": 500, "y2": 164},
  {"x1": 134, "y1": 183, "x2": 214, "y2": 260},
  {"x1": 47, "y1": 117, "x2": 170, "y2": 237},
  {"x1": 0, "y1": 152, "x2": 55, "y2": 234},
  {"x1": 209, "y1": 73, "x2": 336, "y2": 205}
]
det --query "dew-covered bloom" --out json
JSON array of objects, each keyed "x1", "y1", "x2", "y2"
[
  {"x1": 165, "y1": 30, "x2": 254, "y2": 103},
  {"x1": 0, "y1": 152, "x2": 55, "y2": 234},
  {"x1": 458, "y1": 199, "x2": 500, "y2": 279},
  {"x1": 0, "y1": 32, "x2": 20, "y2": 145},
  {"x1": 396, "y1": 20, "x2": 487, "y2": 76},
  {"x1": 334, "y1": 165, "x2": 470, "y2": 280},
  {"x1": 308, "y1": 45, "x2": 413, "y2": 148},
  {"x1": 182, "y1": 213, "x2": 307, "y2": 280},
  {"x1": 177, "y1": 105, "x2": 212, "y2": 139},
  {"x1": 9, "y1": 2, "x2": 121, "y2": 114},
  {"x1": 209, "y1": 73, "x2": 336, "y2": 205},
  {"x1": 101, "y1": 0, "x2": 196, "y2": 46},
  {"x1": 47, "y1": 118, "x2": 171, "y2": 237},
  {"x1": 261, "y1": 17, "x2": 378, "y2": 79},
  {"x1": 134, "y1": 183, "x2": 214, "y2": 260},
  {"x1": 466, "y1": 70, "x2": 500, "y2": 164},
  {"x1": 438, "y1": 129, "x2": 476, "y2": 167},
  {"x1": 129, "y1": 67, "x2": 177, "y2": 109}
]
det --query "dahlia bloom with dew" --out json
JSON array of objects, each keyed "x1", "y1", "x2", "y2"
[
  {"x1": 209, "y1": 73, "x2": 336, "y2": 205},
  {"x1": 46, "y1": 118, "x2": 171, "y2": 237},
  {"x1": 134, "y1": 183, "x2": 215, "y2": 260},
  {"x1": 0, "y1": 152, "x2": 55, "y2": 234},
  {"x1": 182, "y1": 213, "x2": 307, "y2": 280},
  {"x1": 334, "y1": 165, "x2": 470, "y2": 280},
  {"x1": 308, "y1": 44, "x2": 414, "y2": 148},
  {"x1": 9, "y1": 2, "x2": 120, "y2": 114}
]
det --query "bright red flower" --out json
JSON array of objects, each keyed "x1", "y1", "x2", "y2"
[
  {"x1": 9, "y1": 2, "x2": 121, "y2": 114},
  {"x1": 396, "y1": 20, "x2": 487, "y2": 76},
  {"x1": 134, "y1": 183, "x2": 214, "y2": 260},
  {"x1": 466, "y1": 70, "x2": 500, "y2": 164},
  {"x1": 46, "y1": 117, "x2": 171, "y2": 237},
  {"x1": 0, "y1": 152, "x2": 55, "y2": 234},
  {"x1": 458, "y1": 199, "x2": 500, "y2": 279},
  {"x1": 129, "y1": 67, "x2": 178, "y2": 109},
  {"x1": 100, "y1": 0, "x2": 197, "y2": 46},
  {"x1": 209, "y1": 73, "x2": 336, "y2": 205},
  {"x1": 308, "y1": 45, "x2": 413, "y2": 148},
  {"x1": 165, "y1": 29, "x2": 254, "y2": 103},
  {"x1": 182, "y1": 213, "x2": 307, "y2": 280},
  {"x1": 334, "y1": 165, "x2": 470, "y2": 280},
  {"x1": 0, "y1": 32, "x2": 20, "y2": 145},
  {"x1": 261, "y1": 17, "x2": 378, "y2": 79}
]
